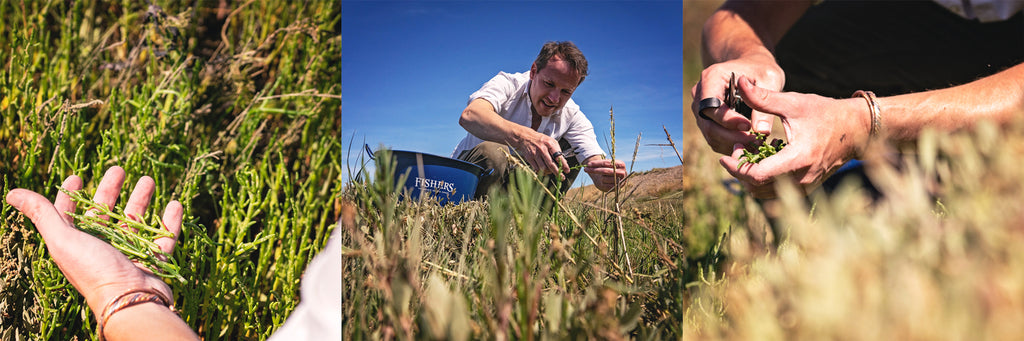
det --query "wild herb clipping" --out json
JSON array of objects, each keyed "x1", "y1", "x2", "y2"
[
  {"x1": 58, "y1": 187, "x2": 183, "y2": 282},
  {"x1": 737, "y1": 132, "x2": 786, "y2": 168}
]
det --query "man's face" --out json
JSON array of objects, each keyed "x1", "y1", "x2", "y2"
[{"x1": 529, "y1": 55, "x2": 581, "y2": 117}]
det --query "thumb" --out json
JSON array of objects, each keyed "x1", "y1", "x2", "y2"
[
  {"x1": 738, "y1": 75, "x2": 791, "y2": 124},
  {"x1": 750, "y1": 110, "x2": 775, "y2": 135},
  {"x1": 6, "y1": 189, "x2": 74, "y2": 244}
]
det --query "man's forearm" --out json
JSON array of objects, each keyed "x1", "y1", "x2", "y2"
[
  {"x1": 459, "y1": 98, "x2": 531, "y2": 148},
  {"x1": 878, "y1": 63, "x2": 1024, "y2": 144},
  {"x1": 701, "y1": 0, "x2": 812, "y2": 66}
]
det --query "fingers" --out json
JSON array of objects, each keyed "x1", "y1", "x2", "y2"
[
  {"x1": 698, "y1": 120, "x2": 759, "y2": 155},
  {"x1": 541, "y1": 154, "x2": 562, "y2": 179},
  {"x1": 6, "y1": 188, "x2": 74, "y2": 244},
  {"x1": 736, "y1": 75, "x2": 792, "y2": 121},
  {"x1": 750, "y1": 110, "x2": 775, "y2": 135},
  {"x1": 583, "y1": 158, "x2": 626, "y2": 174},
  {"x1": 122, "y1": 176, "x2": 156, "y2": 232},
  {"x1": 693, "y1": 71, "x2": 752, "y2": 131},
  {"x1": 584, "y1": 159, "x2": 627, "y2": 192},
  {"x1": 720, "y1": 142, "x2": 806, "y2": 199},
  {"x1": 86, "y1": 166, "x2": 127, "y2": 221},
  {"x1": 557, "y1": 155, "x2": 570, "y2": 175},
  {"x1": 522, "y1": 136, "x2": 565, "y2": 179},
  {"x1": 54, "y1": 175, "x2": 84, "y2": 225},
  {"x1": 156, "y1": 200, "x2": 184, "y2": 255}
]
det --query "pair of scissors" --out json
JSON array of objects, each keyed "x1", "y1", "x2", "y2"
[
  {"x1": 697, "y1": 72, "x2": 753, "y2": 120},
  {"x1": 551, "y1": 146, "x2": 580, "y2": 161}
]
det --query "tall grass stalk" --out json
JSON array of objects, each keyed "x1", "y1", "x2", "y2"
[{"x1": 608, "y1": 106, "x2": 634, "y2": 283}]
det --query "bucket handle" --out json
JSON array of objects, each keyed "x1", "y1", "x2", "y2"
[{"x1": 364, "y1": 144, "x2": 375, "y2": 160}]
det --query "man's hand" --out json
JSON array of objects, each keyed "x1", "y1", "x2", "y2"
[
  {"x1": 718, "y1": 76, "x2": 872, "y2": 199},
  {"x1": 584, "y1": 157, "x2": 627, "y2": 192},
  {"x1": 515, "y1": 130, "x2": 570, "y2": 179},
  {"x1": 690, "y1": 55, "x2": 786, "y2": 155},
  {"x1": 5, "y1": 166, "x2": 184, "y2": 316},
  {"x1": 459, "y1": 98, "x2": 569, "y2": 178}
]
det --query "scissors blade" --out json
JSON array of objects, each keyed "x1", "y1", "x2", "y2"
[
  {"x1": 551, "y1": 147, "x2": 580, "y2": 160},
  {"x1": 725, "y1": 72, "x2": 753, "y2": 118}
]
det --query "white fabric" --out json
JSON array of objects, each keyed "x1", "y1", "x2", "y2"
[
  {"x1": 267, "y1": 227, "x2": 341, "y2": 341},
  {"x1": 933, "y1": 0, "x2": 1024, "y2": 22},
  {"x1": 451, "y1": 71, "x2": 606, "y2": 164}
]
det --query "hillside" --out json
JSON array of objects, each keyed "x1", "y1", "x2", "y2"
[{"x1": 565, "y1": 165, "x2": 686, "y2": 207}]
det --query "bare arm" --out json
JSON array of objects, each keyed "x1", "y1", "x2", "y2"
[
  {"x1": 459, "y1": 98, "x2": 569, "y2": 177},
  {"x1": 693, "y1": 0, "x2": 814, "y2": 153},
  {"x1": 459, "y1": 98, "x2": 534, "y2": 149},
  {"x1": 701, "y1": 0, "x2": 813, "y2": 67},
  {"x1": 104, "y1": 304, "x2": 197, "y2": 341},
  {"x1": 720, "y1": 63, "x2": 1024, "y2": 199},
  {"x1": 880, "y1": 63, "x2": 1024, "y2": 143}
]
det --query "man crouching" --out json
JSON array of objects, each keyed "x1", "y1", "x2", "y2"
[{"x1": 452, "y1": 41, "x2": 626, "y2": 198}]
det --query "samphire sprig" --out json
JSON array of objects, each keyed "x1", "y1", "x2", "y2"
[
  {"x1": 57, "y1": 187, "x2": 184, "y2": 282},
  {"x1": 738, "y1": 132, "x2": 787, "y2": 168}
]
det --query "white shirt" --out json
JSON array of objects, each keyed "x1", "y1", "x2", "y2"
[
  {"x1": 267, "y1": 227, "x2": 341, "y2": 340},
  {"x1": 451, "y1": 71, "x2": 606, "y2": 164},
  {"x1": 933, "y1": 0, "x2": 1024, "y2": 22}
]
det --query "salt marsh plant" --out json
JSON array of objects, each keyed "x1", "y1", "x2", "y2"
[{"x1": 1, "y1": 1, "x2": 340, "y2": 339}]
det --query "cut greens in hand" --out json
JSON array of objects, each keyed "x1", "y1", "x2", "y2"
[
  {"x1": 58, "y1": 187, "x2": 184, "y2": 282},
  {"x1": 737, "y1": 132, "x2": 786, "y2": 168}
]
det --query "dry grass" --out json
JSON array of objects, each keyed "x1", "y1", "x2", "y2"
[{"x1": 685, "y1": 119, "x2": 1024, "y2": 340}]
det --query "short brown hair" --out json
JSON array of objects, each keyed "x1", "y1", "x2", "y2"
[{"x1": 533, "y1": 41, "x2": 588, "y2": 84}]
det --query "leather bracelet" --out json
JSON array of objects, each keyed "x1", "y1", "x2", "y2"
[
  {"x1": 97, "y1": 288, "x2": 174, "y2": 341},
  {"x1": 852, "y1": 90, "x2": 882, "y2": 137}
]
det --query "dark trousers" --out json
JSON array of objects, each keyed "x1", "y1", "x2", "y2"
[
  {"x1": 774, "y1": 0, "x2": 1024, "y2": 197},
  {"x1": 777, "y1": 0, "x2": 1024, "y2": 99},
  {"x1": 457, "y1": 139, "x2": 581, "y2": 199}
]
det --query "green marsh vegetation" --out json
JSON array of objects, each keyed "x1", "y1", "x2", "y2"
[{"x1": 1, "y1": 1, "x2": 340, "y2": 339}]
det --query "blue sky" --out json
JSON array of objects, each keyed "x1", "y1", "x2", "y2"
[{"x1": 342, "y1": 1, "x2": 684, "y2": 187}]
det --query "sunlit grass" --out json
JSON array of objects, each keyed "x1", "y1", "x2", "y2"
[
  {"x1": 343, "y1": 112, "x2": 689, "y2": 338},
  {"x1": 683, "y1": 118, "x2": 1024, "y2": 340}
]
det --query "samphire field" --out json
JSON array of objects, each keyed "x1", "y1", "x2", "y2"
[{"x1": 1, "y1": 1, "x2": 340, "y2": 340}]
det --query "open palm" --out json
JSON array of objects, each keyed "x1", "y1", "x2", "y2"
[{"x1": 5, "y1": 166, "x2": 183, "y2": 316}]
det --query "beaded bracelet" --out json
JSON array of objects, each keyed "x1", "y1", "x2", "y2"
[
  {"x1": 97, "y1": 288, "x2": 174, "y2": 341},
  {"x1": 852, "y1": 90, "x2": 882, "y2": 137}
]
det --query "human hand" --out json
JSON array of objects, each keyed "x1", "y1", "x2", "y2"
[
  {"x1": 515, "y1": 130, "x2": 570, "y2": 179},
  {"x1": 584, "y1": 157, "x2": 627, "y2": 192},
  {"x1": 718, "y1": 76, "x2": 872, "y2": 199},
  {"x1": 5, "y1": 166, "x2": 184, "y2": 317},
  {"x1": 690, "y1": 55, "x2": 785, "y2": 155}
]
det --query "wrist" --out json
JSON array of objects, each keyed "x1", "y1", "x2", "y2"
[
  {"x1": 507, "y1": 124, "x2": 529, "y2": 150},
  {"x1": 848, "y1": 90, "x2": 883, "y2": 159},
  {"x1": 97, "y1": 288, "x2": 177, "y2": 341},
  {"x1": 102, "y1": 302, "x2": 196, "y2": 341}
]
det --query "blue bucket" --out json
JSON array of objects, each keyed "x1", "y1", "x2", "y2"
[{"x1": 366, "y1": 145, "x2": 491, "y2": 205}]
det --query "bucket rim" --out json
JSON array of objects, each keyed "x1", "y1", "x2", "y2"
[{"x1": 377, "y1": 148, "x2": 486, "y2": 174}]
